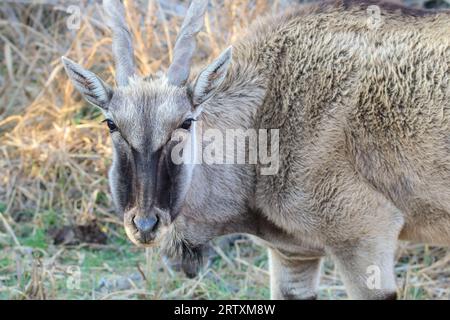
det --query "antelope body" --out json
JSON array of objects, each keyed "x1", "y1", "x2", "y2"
[{"x1": 62, "y1": 0, "x2": 450, "y2": 299}]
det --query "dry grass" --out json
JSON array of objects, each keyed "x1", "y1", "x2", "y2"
[{"x1": 0, "y1": 0, "x2": 449, "y2": 300}]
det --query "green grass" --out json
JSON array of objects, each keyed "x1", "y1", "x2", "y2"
[
  {"x1": 21, "y1": 228, "x2": 47, "y2": 250},
  {"x1": 0, "y1": 210, "x2": 273, "y2": 300},
  {"x1": 1, "y1": 213, "x2": 449, "y2": 299}
]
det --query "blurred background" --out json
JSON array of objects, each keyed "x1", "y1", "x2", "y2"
[{"x1": 0, "y1": 0, "x2": 449, "y2": 299}]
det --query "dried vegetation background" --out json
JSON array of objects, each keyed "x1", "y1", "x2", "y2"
[{"x1": 0, "y1": 0, "x2": 449, "y2": 299}]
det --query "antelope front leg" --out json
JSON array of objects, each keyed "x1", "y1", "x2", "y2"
[
  {"x1": 268, "y1": 248, "x2": 322, "y2": 300},
  {"x1": 329, "y1": 237, "x2": 398, "y2": 300}
]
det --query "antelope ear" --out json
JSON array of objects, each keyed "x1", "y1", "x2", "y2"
[
  {"x1": 191, "y1": 46, "x2": 232, "y2": 107},
  {"x1": 61, "y1": 56, "x2": 112, "y2": 109}
]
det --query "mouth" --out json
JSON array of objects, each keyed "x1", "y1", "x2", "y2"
[
  {"x1": 123, "y1": 207, "x2": 171, "y2": 247},
  {"x1": 123, "y1": 209, "x2": 208, "y2": 277},
  {"x1": 125, "y1": 225, "x2": 169, "y2": 247}
]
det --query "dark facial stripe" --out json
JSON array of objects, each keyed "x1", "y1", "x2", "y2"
[
  {"x1": 132, "y1": 147, "x2": 159, "y2": 212},
  {"x1": 110, "y1": 142, "x2": 134, "y2": 213},
  {"x1": 155, "y1": 145, "x2": 171, "y2": 211},
  {"x1": 159, "y1": 140, "x2": 189, "y2": 220},
  {"x1": 112, "y1": 136, "x2": 191, "y2": 222}
]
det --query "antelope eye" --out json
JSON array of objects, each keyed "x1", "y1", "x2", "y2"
[
  {"x1": 103, "y1": 119, "x2": 117, "y2": 132},
  {"x1": 181, "y1": 118, "x2": 195, "y2": 130}
]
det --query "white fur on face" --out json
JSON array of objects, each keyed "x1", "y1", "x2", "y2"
[{"x1": 108, "y1": 76, "x2": 193, "y2": 152}]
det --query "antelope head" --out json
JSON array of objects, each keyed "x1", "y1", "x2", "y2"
[{"x1": 62, "y1": 0, "x2": 232, "y2": 247}]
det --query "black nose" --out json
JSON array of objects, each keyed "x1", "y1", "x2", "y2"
[{"x1": 133, "y1": 215, "x2": 158, "y2": 233}]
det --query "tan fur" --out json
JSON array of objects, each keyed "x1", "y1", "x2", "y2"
[
  {"x1": 184, "y1": 0, "x2": 450, "y2": 299},
  {"x1": 246, "y1": 0, "x2": 450, "y2": 246},
  {"x1": 64, "y1": 0, "x2": 450, "y2": 300}
]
